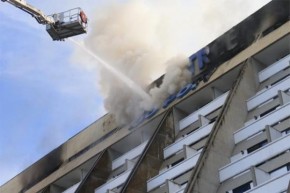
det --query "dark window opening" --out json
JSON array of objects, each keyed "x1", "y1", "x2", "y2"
[
  {"x1": 266, "y1": 151, "x2": 286, "y2": 163},
  {"x1": 247, "y1": 140, "x2": 267, "y2": 154},
  {"x1": 260, "y1": 105, "x2": 279, "y2": 118},
  {"x1": 173, "y1": 169, "x2": 191, "y2": 181},
  {"x1": 270, "y1": 163, "x2": 290, "y2": 173},
  {"x1": 209, "y1": 116, "x2": 217, "y2": 124},
  {"x1": 186, "y1": 127, "x2": 199, "y2": 135},
  {"x1": 189, "y1": 136, "x2": 208, "y2": 147},
  {"x1": 270, "y1": 75, "x2": 290, "y2": 87},
  {"x1": 171, "y1": 158, "x2": 184, "y2": 167},
  {"x1": 232, "y1": 181, "x2": 252, "y2": 193},
  {"x1": 284, "y1": 128, "x2": 290, "y2": 134},
  {"x1": 256, "y1": 161, "x2": 266, "y2": 167}
]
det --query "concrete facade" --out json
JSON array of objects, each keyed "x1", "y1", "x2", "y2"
[{"x1": 1, "y1": 1, "x2": 290, "y2": 193}]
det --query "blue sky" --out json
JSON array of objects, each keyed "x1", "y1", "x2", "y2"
[
  {"x1": 0, "y1": 0, "x2": 107, "y2": 185},
  {"x1": 0, "y1": 0, "x2": 270, "y2": 186}
]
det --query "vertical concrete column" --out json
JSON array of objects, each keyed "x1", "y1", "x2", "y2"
[
  {"x1": 173, "y1": 108, "x2": 188, "y2": 135},
  {"x1": 265, "y1": 125, "x2": 282, "y2": 142},
  {"x1": 76, "y1": 151, "x2": 111, "y2": 193},
  {"x1": 167, "y1": 180, "x2": 182, "y2": 193},
  {"x1": 251, "y1": 166, "x2": 270, "y2": 186},
  {"x1": 211, "y1": 87, "x2": 224, "y2": 99},
  {"x1": 278, "y1": 90, "x2": 290, "y2": 105},
  {"x1": 120, "y1": 111, "x2": 174, "y2": 193},
  {"x1": 185, "y1": 59, "x2": 260, "y2": 193}
]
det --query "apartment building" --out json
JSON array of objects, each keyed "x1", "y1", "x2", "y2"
[{"x1": 1, "y1": 1, "x2": 289, "y2": 193}]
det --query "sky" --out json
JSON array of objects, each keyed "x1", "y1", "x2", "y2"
[
  {"x1": 0, "y1": 0, "x2": 107, "y2": 186},
  {"x1": 0, "y1": 0, "x2": 270, "y2": 187}
]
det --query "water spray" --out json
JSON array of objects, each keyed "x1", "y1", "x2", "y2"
[{"x1": 69, "y1": 38, "x2": 151, "y2": 102}]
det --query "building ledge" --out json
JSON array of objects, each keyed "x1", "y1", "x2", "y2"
[
  {"x1": 219, "y1": 134, "x2": 290, "y2": 182},
  {"x1": 247, "y1": 75, "x2": 290, "y2": 111},
  {"x1": 234, "y1": 102, "x2": 290, "y2": 143}
]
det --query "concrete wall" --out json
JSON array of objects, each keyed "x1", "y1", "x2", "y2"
[
  {"x1": 121, "y1": 110, "x2": 174, "y2": 193},
  {"x1": 25, "y1": 117, "x2": 131, "y2": 193},
  {"x1": 0, "y1": 114, "x2": 118, "y2": 193},
  {"x1": 186, "y1": 60, "x2": 259, "y2": 193},
  {"x1": 75, "y1": 150, "x2": 111, "y2": 193}
]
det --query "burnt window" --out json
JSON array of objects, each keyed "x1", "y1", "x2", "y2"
[
  {"x1": 247, "y1": 140, "x2": 267, "y2": 154},
  {"x1": 232, "y1": 181, "x2": 251, "y2": 193}
]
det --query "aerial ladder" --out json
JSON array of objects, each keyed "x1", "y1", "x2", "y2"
[{"x1": 1, "y1": 0, "x2": 88, "y2": 40}]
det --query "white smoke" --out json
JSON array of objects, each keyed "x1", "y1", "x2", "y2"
[
  {"x1": 144, "y1": 55, "x2": 192, "y2": 110},
  {"x1": 72, "y1": 0, "x2": 270, "y2": 125}
]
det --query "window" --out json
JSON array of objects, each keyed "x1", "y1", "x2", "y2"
[
  {"x1": 259, "y1": 105, "x2": 279, "y2": 118},
  {"x1": 270, "y1": 163, "x2": 290, "y2": 178},
  {"x1": 232, "y1": 181, "x2": 252, "y2": 193},
  {"x1": 270, "y1": 75, "x2": 289, "y2": 87},
  {"x1": 171, "y1": 158, "x2": 184, "y2": 167},
  {"x1": 247, "y1": 140, "x2": 267, "y2": 154}
]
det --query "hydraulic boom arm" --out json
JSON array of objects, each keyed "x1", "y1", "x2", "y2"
[
  {"x1": 2, "y1": 0, "x2": 88, "y2": 41},
  {"x1": 1, "y1": 0, "x2": 54, "y2": 24}
]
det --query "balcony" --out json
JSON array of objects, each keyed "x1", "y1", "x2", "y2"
[
  {"x1": 258, "y1": 54, "x2": 290, "y2": 83},
  {"x1": 62, "y1": 182, "x2": 81, "y2": 193},
  {"x1": 179, "y1": 91, "x2": 228, "y2": 130},
  {"x1": 150, "y1": 180, "x2": 186, "y2": 193},
  {"x1": 168, "y1": 183, "x2": 186, "y2": 193},
  {"x1": 112, "y1": 140, "x2": 148, "y2": 170},
  {"x1": 219, "y1": 134, "x2": 290, "y2": 182},
  {"x1": 147, "y1": 151, "x2": 201, "y2": 192},
  {"x1": 234, "y1": 102, "x2": 290, "y2": 143},
  {"x1": 247, "y1": 76, "x2": 290, "y2": 111},
  {"x1": 163, "y1": 123, "x2": 214, "y2": 159},
  {"x1": 95, "y1": 169, "x2": 132, "y2": 193},
  {"x1": 245, "y1": 172, "x2": 290, "y2": 193},
  {"x1": 175, "y1": 188, "x2": 185, "y2": 193}
]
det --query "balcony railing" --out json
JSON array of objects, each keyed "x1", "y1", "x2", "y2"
[
  {"x1": 247, "y1": 76, "x2": 290, "y2": 111},
  {"x1": 95, "y1": 169, "x2": 132, "y2": 193},
  {"x1": 219, "y1": 134, "x2": 290, "y2": 182},
  {"x1": 62, "y1": 182, "x2": 81, "y2": 193},
  {"x1": 258, "y1": 54, "x2": 290, "y2": 83},
  {"x1": 112, "y1": 140, "x2": 148, "y2": 170},
  {"x1": 163, "y1": 123, "x2": 214, "y2": 159},
  {"x1": 234, "y1": 102, "x2": 290, "y2": 143},
  {"x1": 170, "y1": 183, "x2": 186, "y2": 193},
  {"x1": 179, "y1": 91, "x2": 229, "y2": 130},
  {"x1": 245, "y1": 172, "x2": 290, "y2": 193},
  {"x1": 147, "y1": 152, "x2": 201, "y2": 192},
  {"x1": 175, "y1": 188, "x2": 185, "y2": 193}
]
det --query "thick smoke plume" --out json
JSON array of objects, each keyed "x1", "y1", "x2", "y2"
[
  {"x1": 145, "y1": 55, "x2": 192, "y2": 109},
  {"x1": 74, "y1": 0, "x2": 269, "y2": 125}
]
